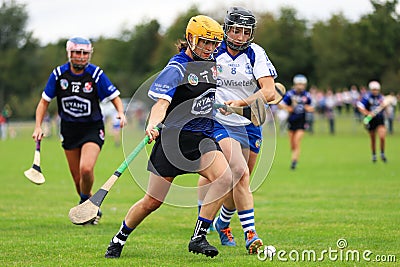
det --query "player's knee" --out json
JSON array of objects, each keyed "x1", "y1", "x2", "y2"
[
  {"x1": 80, "y1": 165, "x2": 93, "y2": 178},
  {"x1": 231, "y1": 164, "x2": 249, "y2": 181},
  {"x1": 216, "y1": 169, "x2": 235, "y2": 191},
  {"x1": 142, "y1": 195, "x2": 163, "y2": 212}
]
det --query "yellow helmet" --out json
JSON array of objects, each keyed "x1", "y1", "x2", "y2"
[{"x1": 186, "y1": 15, "x2": 223, "y2": 60}]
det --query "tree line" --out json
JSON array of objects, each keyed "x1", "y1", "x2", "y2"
[{"x1": 1, "y1": 0, "x2": 399, "y2": 119}]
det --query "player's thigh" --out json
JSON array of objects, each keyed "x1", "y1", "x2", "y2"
[
  {"x1": 219, "y1": 137, "x2": 248, "y2": 171},
  {"x1": 247, "y1": 150, "x2": 259, "y2": 174},
  {"x1": 80, "y1": 142, "x2": 101, "y2": 170},
  {"x1": 288, "y1": 130, "x2": 294, "y2": 141},
  {"x1": 199, "y1": 150, "x2": 231, "y2": 183},
  {"x1": 145, "y1": 173, "x2": 174, "y2": 203},
  {"x1": 64, "y1": 148, "x2": 81, "y2": 173},
  {"x1": 376, "y1": 125, "x2": 386, "y2": 137},
  {"x1": 294, "y1": 130, "x2": 305, "y2": 144}
]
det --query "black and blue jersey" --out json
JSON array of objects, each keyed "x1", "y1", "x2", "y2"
[
  {"x1": 42, "y1": 62, "x2": 120, "y2": 122},
  {"x1": 148, "y1": 50, "x2": 217, "y2": 137},
  {"x1": 282, "y1": 89, "x2": 312, "y2": 123},
  {"x1": 357, "y1": 92, "x2": 385, "y2": 120}
]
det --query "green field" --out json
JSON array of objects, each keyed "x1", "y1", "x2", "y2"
[{"x1": 1, "y1": 115, "x2": 399, "y2": 266}]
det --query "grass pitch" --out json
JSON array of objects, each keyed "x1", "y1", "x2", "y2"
[{"x1": 0, "y1": 115, "x2": 399, "y2": 266}]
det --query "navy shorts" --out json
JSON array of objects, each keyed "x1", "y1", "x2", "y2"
[
  {"x1": 288, "y1": 118, "x2": 306, "y2": 131},
  {"x1": 147, "y1": 129, "x2": 222, "y2": 177},
  {"x1": 366, "y1": 116, "x2": 385, "y2": 131},
  {"x1": 60, "y1": 120, "x2": 105, "y2": 150}
]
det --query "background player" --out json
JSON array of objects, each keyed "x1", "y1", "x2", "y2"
[
  {"x1": 105, "y1": 15, "x2": 233, "y2": 259},
  {"x1": 357, "y1": 81, "x2": 387, "y2": 162},
  {"x1": 197, "y1": 7, "x2": 277, "y2": 254},
  {"x1": 279, "y1": 74, "x2": 314, "y2": 170},
  {"x1": 32, "y1": 37, "x2": 125, "y2": 224}
]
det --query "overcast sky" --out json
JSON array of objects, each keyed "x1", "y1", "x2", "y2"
[{"x1": 17, "y1": 0, "x2": 391, "y2": 45}]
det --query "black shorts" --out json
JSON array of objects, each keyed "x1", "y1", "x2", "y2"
[
  {"x1": 147, "y1": 130, "x2": 222, "y2": 177},
  {"x1": 366, "y1": 116, "x2": 385, "y2": 131},
  {"x1": 60, "y1": 120, "x2": 105, "y2": 150},
  {"x1": 288, "y1": 118, "x2": 306, "y2": 131}
]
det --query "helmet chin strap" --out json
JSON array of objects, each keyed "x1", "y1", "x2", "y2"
[
  {"x1": 192, "y1": 51, "x2": 207, "y2": 61},
  {"x1": 71, "y1": 63, "x2": 87, "y2": 71},
  {"x1": 70, "y1": 56, "x2": 88, "y2": 71}
]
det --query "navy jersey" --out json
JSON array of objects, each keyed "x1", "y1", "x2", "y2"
[
  {"x1": 42, "y1": 62, "x2": 120, "y2": 122},
  {"x1": 357, "y1": 92, "x2": 385, "y2": 119},
  {"x1": 148, "y1": 50, "x2": 217, "y2": 137},
  {"x1": 282, "y1": 89, "x2": 312, "y2": 122}
]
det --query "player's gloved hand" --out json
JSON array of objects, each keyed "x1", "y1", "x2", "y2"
[{"x1": 363, "y1": 115, "x2": 372, "y2": 125}]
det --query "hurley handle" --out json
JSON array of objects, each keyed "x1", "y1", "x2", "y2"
[{"x1": 115, "y1": 124, "x2": 162, "y2": 174}]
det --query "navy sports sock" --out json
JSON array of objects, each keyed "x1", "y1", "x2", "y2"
[
  {"x1": 192, "y1": 217, "x2": 212, "y2": 239},
  {"x1": 113, "y1": 221, "x2": 134, "y2": 245},
  {"x1": 79, "y1": 193, "x2": 90, "y2": 204},
  {"x1": 291, "y1": 160, "x2": 297, "y2": 169}
]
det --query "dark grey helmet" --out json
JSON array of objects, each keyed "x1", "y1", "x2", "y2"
[{"x1": 223, "y1": 7, "x2": 256, "y2": 51}]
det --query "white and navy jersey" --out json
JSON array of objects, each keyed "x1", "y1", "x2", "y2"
[
  {"x1": 357, "y1": 92, "x2": 385, "y2": 119},
  {"x1": 148, "y1": 50, "x2": 217, "y2": 137},
  {"x1": 214, "y1": 41, "x2": 277, "y2": 126},
  {"x1": 42, "y1": 63, "x2": 120, "y2": 122},
  {"x1": 282, "y1": 89, "x2": 312, "y2": 122}
]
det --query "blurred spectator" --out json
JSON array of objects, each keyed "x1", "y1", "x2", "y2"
[
  {"x1": 350, "y1": 85, "x2": 361, "y2": 122},
  {"x1": 42, "y1": 112, "x2": 52, "y2": 138},
  {"x1": 335, "y1": 89, "x2": 343, "y2": 115},
  {"x1": 316, "y1": 89, "x2": 326, "y2": 116},
  {"x1": 306, "y1": 86, "x2": 318, "y2": 134},
  {"x1": 1, "y1": 104, "x2": 12, "y2": 140},
  {"x1": 276, "y1": 107, "x2": 289, "y2": 135},
  {"x1": 342, "y1": 88, "x2": 352, "y2": 114},
  {"x1": 0, "y1": 114, "x2": 5, "y2": 140},
  {"x1": 325, "y1": 89, "x2": 336, "y2": 134},
  {"x1": 385, "y1": 92, "x2": 397, "y2": 135},
  {"x1": 111, "y1": 113, "x2": 122, "y2": 147}
]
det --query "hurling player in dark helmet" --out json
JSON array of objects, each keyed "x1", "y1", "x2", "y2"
[
  {"x1": 105, "y1": 15, "x2": 235, "y2": 259},
  {"x1": 32, "y1": 37, "x2": 126, "y2": 224},
  {"x1": 197, "y1": 6, "x2": 278, "y2": 254},
  {"x1": 280, "y1": 74, "x2": 314, "y2": 170}
]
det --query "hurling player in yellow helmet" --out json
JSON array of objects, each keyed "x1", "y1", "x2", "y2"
[{"x1": 105, "y1": 15, "x2": 233, "y2": 259}]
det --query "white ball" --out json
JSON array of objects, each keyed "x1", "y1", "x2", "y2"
[{"x1": 265, "y1": 245, "x2": 276, "y2": 258}]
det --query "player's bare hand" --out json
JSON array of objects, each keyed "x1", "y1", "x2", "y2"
[
  {"x1": 32, "y1": 127, "x2": 44, "y2": 142},
  {"x1": 117, "y1": 113, "x2": 127, "y2": 128},
  {"x1": 218, "y1": 106, "x2": 231, "y2": 115},
  {"x1": 225, "y1": 99, "x2": 243, "y2": 107},
  {"x1": 145, "y1": 125, "x2": 160, "y2": 144},
  {"x1": 220, "y1": 99, "x2": 243, "y2": 115}
]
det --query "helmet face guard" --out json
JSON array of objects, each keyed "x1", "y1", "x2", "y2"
[
  {"x1": 293, "y1": 74, "x2": 308, "y2": 92},
  {"x1": 293, "y1": 74, "x2": 308, "y2": 85},
  {"x1": 224, "y1": 7, "x2": 256, "y2": 51},
  {"x1": 66, "y1": 37, "x2": 93, "y2": 70},
  {"x1": 368, "y1": 81, "x2": 381, "y2": 90},
  {"x1": 186, "y1": 15, "x2": 224, "y2": 61},
  {"x1": 187, "y1": 35, "x2": 222, "y2": 61}
]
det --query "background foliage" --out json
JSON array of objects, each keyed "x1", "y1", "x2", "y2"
[{"x1": 1, "y1": 0, "x2": 399, "y2": 119}]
